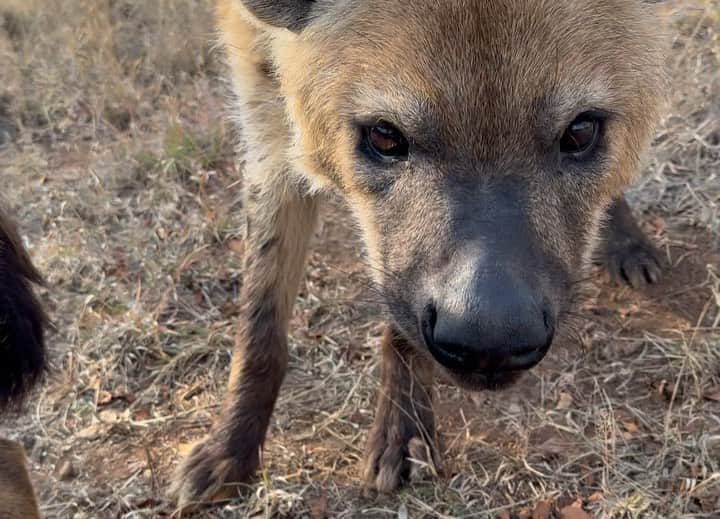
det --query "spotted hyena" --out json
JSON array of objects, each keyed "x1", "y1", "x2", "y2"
[{"x1": 171, "y1": 0, "x2": 668, "y2": 509}]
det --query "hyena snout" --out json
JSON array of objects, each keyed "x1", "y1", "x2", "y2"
[{"x1": 419, "y1": 271, "x2": 556, "y2": 376}]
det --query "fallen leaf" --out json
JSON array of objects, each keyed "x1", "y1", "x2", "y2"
[
  {"x1": 623, "y1": 422, "x2": 640, "y2": 433},
  {"x1": 228, "y1": 239, "x2": 245, "y2": 256},
  {"x1": 97, "y1": 390, "x2": 113, "y2": 405},
  {"x1": 556, "y1": 495, "x2": 579, "y2": 509},
  {"x1": 559, "y1": 504, "x2": 591, "y2": 519},
  {"x1": 497, "y1": 512, "x2": 511, "y2": 519},
  {"x1": 98, "y1": 409, "x2": 123, "y2": 423},
  {"x1": 532, "y1": 499, "x2": 553, "y2": 519},
  {"x1": 75, "y1": 423, "x2": 111, "y2": 440},
  {"x1": 97, "y1": 390, "x2": 136, "y2": 406},
  {"x1": 132, "y1": 408, "x2": 152, "y2": 421},
  {"x1": 311, "y1": 494, "x2": 327, "y2": 519},
  {"x1": 622, "y1": 421, "x2": 641, "y2": 440},
  {"x1": 517, "y1": 509, "x2": 532, "y2": 519},
  {"x1": 649, "y1": 215, "x2": 666, "y2": 236},
  {"x1": 556, "y1": 392, "x2": 573, "y2": 410},
  {"x1": 703, "y1": 387, "x2": 720, "y2": 402},
  {"x1": 586, "y1": 492, "x2": 604, "y2": 504}
]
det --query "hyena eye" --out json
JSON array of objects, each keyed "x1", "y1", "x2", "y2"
[
  {"x1": 363, "y1": 122, "x2": 409, "y2": 161},
  {"x1": 559, "y1": 113, "x2": 602, "y2": 157}
]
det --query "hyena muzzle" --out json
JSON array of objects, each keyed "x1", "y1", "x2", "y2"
[
  {"x1": 171, "y1": 0, "x2": 668, "y2": 508},
  {"x1": 0, "y1": 207, "x2": 47, "y2": 519}
]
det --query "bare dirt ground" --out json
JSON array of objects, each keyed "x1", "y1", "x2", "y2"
[{"x1": 1, "y1": 1, "x2": 718, "y2": 517}]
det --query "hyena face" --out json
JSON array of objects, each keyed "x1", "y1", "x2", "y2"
[{"x1": 269, "y1": 0, "x2": 667, "y2": 389}]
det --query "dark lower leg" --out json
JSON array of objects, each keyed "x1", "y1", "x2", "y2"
[
  {"x1": 363, "y1": 326, "x2": 439, "y2": 492},
  {"x1": 598, "y1": 194, "x2": 664, "y2": 288},
  {"x1": 170, "y1": 178, "x2": 319, "y2": 508}
]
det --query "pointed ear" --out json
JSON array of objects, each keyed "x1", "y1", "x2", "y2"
[{"x1": 239, "y1": 0, "x2": 318, "y2": 32}]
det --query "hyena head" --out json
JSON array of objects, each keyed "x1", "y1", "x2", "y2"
[{"x1": 236, "y1": 0, "x2": 667, "y2": 389}]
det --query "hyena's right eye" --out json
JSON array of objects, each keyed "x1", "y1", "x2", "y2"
[
  {"x1": 559, "y1": 112, "x2": 603, "y2": 158},
  {"x1": 362, "y1": 122, "x2": 409, "y2": 162}
]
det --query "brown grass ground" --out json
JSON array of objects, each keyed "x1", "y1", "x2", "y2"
[{"x1": 1, "y1": 1, "x2": 719, "y2": 517}]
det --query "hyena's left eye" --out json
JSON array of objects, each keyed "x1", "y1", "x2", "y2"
[
  {"x1": 363, "y1": 122, "x2": 409, "y2": 162},
  {"x1": 559, "y1": 113, "x2": 602, "y2": 157}
]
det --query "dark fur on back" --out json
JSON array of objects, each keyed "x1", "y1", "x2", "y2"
[{"x1": 0, "y1": 208, "x2": 46, "y2": 413}]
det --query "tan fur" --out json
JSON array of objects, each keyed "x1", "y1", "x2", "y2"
[
  {"x1": 169, "y1": 4, "x2": 320, "y2": 508},
  {"x1": 0, "y1": 439, "x2": 41, "y2": 519},
  {"x1": 171, "y1": 0, "x2": 669, "y2": 509}
]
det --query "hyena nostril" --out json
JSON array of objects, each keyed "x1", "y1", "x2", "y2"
[
  {"x1": 542, "y1": 308, "x2": 556, "y2": 347},
  {"x1": 543, "y1": 310, "x2": 550, "y2": 333},
  {"x1": 420, "y1": 303, "x2": 438, "y2": 347}
]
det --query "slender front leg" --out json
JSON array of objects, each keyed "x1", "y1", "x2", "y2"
[
  {"x1": 170, "y1": 162, "x2": 319, "y2": 508},
  {"x1": 363, "y1": 326, "x2": 440, "y2": 493}
]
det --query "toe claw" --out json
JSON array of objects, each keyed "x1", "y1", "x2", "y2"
[
  {"x1": 407, "y1": 437, "x2": 439, "y2": 481},
  {"x1": 364, "y1": 434, "x2": 440, "y2": 493},
  {"x1": 605, "y1": 242, "x2": 664, "y2": 289},
  {"x1": 169, "y1": 437, "x2": 257, "y2": 513}
]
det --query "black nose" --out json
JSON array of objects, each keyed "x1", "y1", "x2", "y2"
[{"x1": 420, "y1": 278, "x2": 555, "y2": 374}]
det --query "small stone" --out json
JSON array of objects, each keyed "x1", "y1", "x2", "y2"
[{"x1": 30, "y1": 439, "x2": 48, "y2": 463}]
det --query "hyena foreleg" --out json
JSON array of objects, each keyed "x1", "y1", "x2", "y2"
[
  {"x1": 363, "y1": 326, "x2": 441, "y2": 493},
  {"x1": 170, "y1": 151, "x2": 319, "y2": 508},
  {"x1": 599, "y1": 194, "x2": 664, "y2": 288}
]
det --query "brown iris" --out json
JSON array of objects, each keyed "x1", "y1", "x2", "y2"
[
  {"x1": 559, "y1": 114, "x2": 601, "y2": 156},
  {"x1": 365, "y1": 122, "x2": 409, "y2": 161}
]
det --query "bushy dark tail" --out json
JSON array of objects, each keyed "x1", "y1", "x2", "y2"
[{"x1": 0, "y1": 208, "x2": 46, "y2": 413}]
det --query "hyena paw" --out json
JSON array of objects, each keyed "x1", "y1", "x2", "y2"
[
  {"x1": 602, "y1": 237, "x2": 664, "y2": 289},
  {"x1": 169, "y1": 437, "x2": 257, "y2": 512},
  {"x1": 363, "y1": 427, "x2": 441, "y2": 493}
]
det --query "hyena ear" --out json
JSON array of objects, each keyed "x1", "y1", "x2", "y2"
[{"x1": 240, "y1": 0, "x2": 319, "y2": 32}]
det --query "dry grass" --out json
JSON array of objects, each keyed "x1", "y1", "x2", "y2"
[{"x1": 0, "y1": 1, "x2": 718, "y2": 518}]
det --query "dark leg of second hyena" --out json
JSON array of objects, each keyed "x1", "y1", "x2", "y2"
[
  {"x1": 170, "y1": 168, "x2": 319, "y2": 508},
  {"x1": 363, "y1": 326, "x2": 441, "y2": 493},
  {"x1": 598, "y1": 194, "x2": 665, "y2": 288}
]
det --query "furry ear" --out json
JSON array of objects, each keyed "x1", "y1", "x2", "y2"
[
  {"x1": 0, "y1": 208, "x2": 47, "y2": 413},
  {"x1": 239, "y1": 0, "x2": 318, "y2": 32}
]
